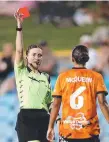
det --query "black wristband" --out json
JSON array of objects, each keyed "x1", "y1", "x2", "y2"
[{"x1": 16, "y1": 27, "x2": 22, "y2": 31}]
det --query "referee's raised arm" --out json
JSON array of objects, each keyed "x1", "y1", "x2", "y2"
[{"x1": 14, "y1": 11, "x2": 24, "y2": 64}]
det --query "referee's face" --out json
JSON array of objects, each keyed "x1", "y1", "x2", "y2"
[{"x1": 27, "y1": 48, "x2": 43, "y2": 69}]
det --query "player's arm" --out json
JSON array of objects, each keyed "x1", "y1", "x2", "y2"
[
  {"x1": 48, "y1": 74, "x2": 62, "y2": 129},
  {"x1": 96, "y1": 74, "x2": 109, "y2": 123},
  {"x1": 14, "y1": 11, "x2": 24, "y2": 64},
  {"x1": 47, "y1": 75, "x2": 62, "y2": 141},
  {"x1": 48, "y1": 97, "x2": 61, "y2": 129},
  {"x1": 47, "y1": 97, "x2": 61, "y2": 141},
  {"x1": 98, "y1": 93, "x2": 109, "y2": 123}
]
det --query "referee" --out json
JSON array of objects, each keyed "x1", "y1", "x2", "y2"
[{"x1": 14, "y1": 11, "x2": 52, "y2": 142}]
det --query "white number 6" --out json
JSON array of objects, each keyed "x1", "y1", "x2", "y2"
[{"x1": 70, "y1": 86, "x2": 86, "y2": 109}]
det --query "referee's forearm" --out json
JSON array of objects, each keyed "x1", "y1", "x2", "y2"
[{"x1": 16, "y1": 22, "x2": 23, "y2": 53}]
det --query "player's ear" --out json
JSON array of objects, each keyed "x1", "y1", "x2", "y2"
[{"x1": 72, "y1": 57, "x2": 75, "y2": 63}]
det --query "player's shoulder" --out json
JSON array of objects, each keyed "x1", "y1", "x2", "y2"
[
  {"x1": 87, "y1": 69, "x2": 102, "y2": 78},
  {"x1": 58, "y1": 69, "x2": 73, "y2": 78}
]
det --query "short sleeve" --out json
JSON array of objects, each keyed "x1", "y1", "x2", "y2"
[
  {"x1": 52, "y1": 75, "x2": 62, "y2": 98},
  {"x1": 96, "y1": 74, "x2": 108, "y2": 96}
]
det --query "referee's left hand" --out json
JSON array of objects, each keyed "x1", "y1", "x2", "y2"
[{"x1": 47, "y1": 128, "x2": 54, "y2": 142}]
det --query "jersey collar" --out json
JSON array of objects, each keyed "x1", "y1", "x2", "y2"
[
  {"x1": 72, "y1": 67, "x2": 86, "y2": 69},
  {"x1": 27, "y1": 66, "x2": 41, "y2": 74},
  {"x1": 27, "y1": 66, "x2": 32, "y2": 73}
]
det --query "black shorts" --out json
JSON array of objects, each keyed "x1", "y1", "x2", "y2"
[
  {"x1": 59, "y1": 135, "x2": 100, "y2": 142},
  {"x1": 15, "y1": 109, "x2": 49, "y2": 142}
]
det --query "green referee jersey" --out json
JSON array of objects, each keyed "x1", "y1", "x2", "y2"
[{"x1": 14, "y1": 60, "x2": 52, "y2": 112}]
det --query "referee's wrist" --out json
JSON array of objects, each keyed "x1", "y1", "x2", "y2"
[
  {"x1": 16, "y1": 27, "x2": 22, "y2": 31},
  {"x1": 17, "y1": 21, "x2": 22, "y2": 27},
  {"x1": 16, "y1": 22, "x2": 22, "y2": 29}
]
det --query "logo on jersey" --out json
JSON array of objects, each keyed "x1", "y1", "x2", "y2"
[{"x1": 63, "y1": 113, "x2": 89, "y2": 130}]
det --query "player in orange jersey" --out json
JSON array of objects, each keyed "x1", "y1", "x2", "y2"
[{"x1": 47, "y1": 45, "x2": 109, "y2": 142}]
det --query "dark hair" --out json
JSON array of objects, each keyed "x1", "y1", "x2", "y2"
[
  {"x1": 72, "y1": 45, "x2": 89, "y2": 65},
  {"x1": 26, "y1": 44, "x2": 42, "y2": 55},
  {"x1": 39, "y1": 41, "x2": 48, "y2": 47}
]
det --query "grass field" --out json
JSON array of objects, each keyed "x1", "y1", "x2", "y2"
[{"x1": 0, "y1": 15, "x2": 107, "y2": 51}]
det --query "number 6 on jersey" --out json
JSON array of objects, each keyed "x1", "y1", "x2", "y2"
[{"x1": 70, "y1": 86, "x2": 86, "y2": 109}]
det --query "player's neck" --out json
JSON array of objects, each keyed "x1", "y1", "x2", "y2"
[{"x1": 74, "y1": 63, "x2": 85, "y2": 68}]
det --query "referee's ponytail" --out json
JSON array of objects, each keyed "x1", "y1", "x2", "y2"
[{"x1": 72, "y1": 45, "x2": 89, "y2": 65}]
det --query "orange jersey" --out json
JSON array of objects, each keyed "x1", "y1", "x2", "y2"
[{"x1": 52, "y1": 67, "x2": 108, "y2": 139}]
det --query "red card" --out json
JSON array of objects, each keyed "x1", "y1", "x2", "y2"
[{"x1": 18, "y1": 7, "x2": 30, "y2": 19}]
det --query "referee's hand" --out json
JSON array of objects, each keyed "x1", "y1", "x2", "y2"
[
  {"x1": 14, "y1": 10, "x2": 24, "y2": 26},
  {"x1": 47, "y1": 128, "x2": 54, "y2": 142}
]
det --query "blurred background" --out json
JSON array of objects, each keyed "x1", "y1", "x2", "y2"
[{"x1": 0, "y1": 1, "x2": 109, "y2": 142}]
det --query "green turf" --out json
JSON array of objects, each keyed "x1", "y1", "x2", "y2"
[{"x1": 0, "y1": 15, "x2": 106, "y2": 51}]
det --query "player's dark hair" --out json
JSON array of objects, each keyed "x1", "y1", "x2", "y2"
[
  {"x1": 26, "y1": 44, "x2": 42, "y2": 55},
  {"x1": 72, "y1": 45, "x2": 89, "y2": 65}
]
